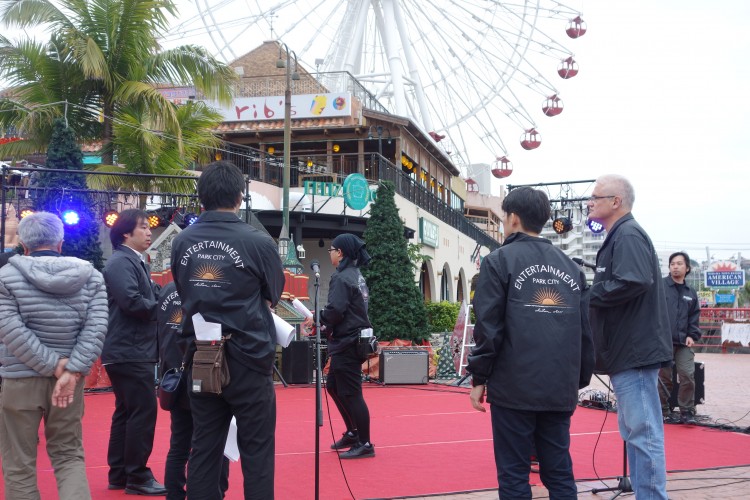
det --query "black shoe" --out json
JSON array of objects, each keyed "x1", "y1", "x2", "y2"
[
  {"x1": 125, "y1": 478, "x2": 167, "y2": 496},
  {"x1": 680, "y1": 411, "x2": 697, "y2": 425},
  {"x1": 108, "y1": 483, "x2": 126, "y2": 490},
  {"x1": 340, "y1": 442, "x2": 375, "y2": 459},
  {"x1": 331, "y1": 431, "x2": 359, "y2": 450},
  {"x1": 663, "y1": 412, "x2": 681, "y2": 424}
]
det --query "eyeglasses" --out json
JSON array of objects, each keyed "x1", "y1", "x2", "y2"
[
  {"x1": 587, "y1": 195, "x2": 616, "y2": 202},
  {"x1": 327, "y1": 248, "x2": 339, "y2": 253}
]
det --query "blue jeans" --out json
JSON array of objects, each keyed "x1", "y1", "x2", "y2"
[{"x1": 610, "y1": 368, "x2": 668, "y2": 500}]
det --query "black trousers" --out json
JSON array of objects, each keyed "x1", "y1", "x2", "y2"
[
  {"x1": 166, "y1": 404, "x2": 230, "y2": 500},
  {"x1": 326, "y1": 346, "x2": 371, "y2": 444},
  {"x1": 105, "y1": 362, "x2": 158, "y2": 485},
  {"x1": 187, "y1": 357, "x2": 276, "y2": 500},
  {"x1": 490, "y1": 405, "x2": 577, "y2": 500}
]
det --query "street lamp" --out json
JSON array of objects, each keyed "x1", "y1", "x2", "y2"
[
  {"x1": 368, "y1": 125, "x2": 392, "y2": 157},
  {"x1": 276, "y1": 42, "x2": 300, "y2": 258}
]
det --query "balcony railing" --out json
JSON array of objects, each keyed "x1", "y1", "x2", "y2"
[{"x1": 219, "y1": 147, "x2": 499, "y2": 251}]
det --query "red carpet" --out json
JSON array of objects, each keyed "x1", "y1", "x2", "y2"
[{"x1": 4, "y1": 384, "x2": 749, "y2": 499}]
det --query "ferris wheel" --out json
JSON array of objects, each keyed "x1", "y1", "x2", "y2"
[{"x1": 166, "y1": 0, "x2": 587, "y2": 176}]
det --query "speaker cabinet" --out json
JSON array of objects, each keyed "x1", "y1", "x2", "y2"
[
  {"x1": 668, "y1": 361, "x2": 705, "y2": 408},
  {"x1": 281, "y1": 340, "x2": 313, "y2": 384},
  {"x1": 379, "y1": 349, "x2": 429, "y2": 385}
]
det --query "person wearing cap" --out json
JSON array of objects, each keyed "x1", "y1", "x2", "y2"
[{"x1": 314, "y1": 233, "x2": 375, "y2": 459}]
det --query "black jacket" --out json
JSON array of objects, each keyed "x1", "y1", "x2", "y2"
[
  {"x1": 157, "y1": 281, "x2": 184, "y2": 373},
  {"x1": 170, "y1": 211, "x2": 285, "y2": 375},
  {"x1": 663, "y1": 276, "x2": 702, "y2": 345},
  {"x1": 467, "y1": 232, "x2": 594, "y2": 412},
  {"x1": 101, "y1": 246, "x2": 160, "y2": 364},
  {"x1": 320, "y1": 262, "x2": 372, "y2": 356},
  {"x1": 589, "y1": 214, "x2": 672, "y2": 375}
]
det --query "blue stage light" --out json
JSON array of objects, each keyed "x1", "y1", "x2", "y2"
[
  {"x1": 61, "y1": 210, "x2": 80, "y2": 226},
  {"x1": 587, "y1": 218, "x2": 604, "y2": 234},
  {"x1": 184, "y1": 213, "x2": 199, "y2": 226}
]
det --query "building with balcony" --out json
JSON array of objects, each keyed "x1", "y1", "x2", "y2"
[{"x1": 186, "y1": 41, "x2": 504, "y2": 303}]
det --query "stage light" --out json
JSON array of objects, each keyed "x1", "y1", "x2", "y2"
[
  {"x1": 587, "y1": 218, "x2": 604, "y2": 234},
  {"x1": 147, "y1": 213, "x2": 162, "y2": 229},
  {"x1": 184, "y1": 213, "x2": 199, "y2": 226},
  {"x1": 267, "y1": 146, "x2": 275, "y2": 155},
  {"x1": 61, "y1": 210, "x2": 80, "y2": 226},
  {"x1": 552, "y1": 216, "x2": 573, "y2": 235},
  {"x1": 332, "y1": 144, "x2": 340, "y2": 153},
  {"x1": 19, "y1": 208, "x2": 34, "y2": 219},
  {"x1": 103, "y1": 210, "x2": 119, "y2": 228}
]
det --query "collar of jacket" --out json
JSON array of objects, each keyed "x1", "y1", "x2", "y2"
[
  {"x1": 664, "y1": 276, "x2": 688, "y2": 289},
  {"x1": 502, "y1": 232, "x2": 552, "y2": 246},
  {"x1": 30, "y1": 250, "x2": 61, "y2": 257},
  {"x1": 196, "y1": 211, "x2": 243, "y2": 223},
  {"x1": 601, "y1": 212, "x2": 635, "y2": 242}
]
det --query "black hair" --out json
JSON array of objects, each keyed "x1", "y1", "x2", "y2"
[
  {"x1": 501, "y1": 187, "x2": 551, "y2": 234},
  {"x1": 198, "y1": 161, "x2": 245, "y2": 210},
  {"x1": 110, "y1": 209, "x2": 148, "y2": 248},
  {"x1": 669, "y1": 251, "x2": 692, "y2": 276}
]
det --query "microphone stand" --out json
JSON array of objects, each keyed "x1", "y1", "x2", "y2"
[{"x1": 312, "y1": 272, "x2": 323, "y2": 500}]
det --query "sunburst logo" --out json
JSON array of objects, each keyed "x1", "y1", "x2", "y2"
[
  {"x1": 531, "y1": 288, "x2": 566, "y2": 307},
  {"x1": 193, "y1": 263, "x2": 224, "y2": 281},
  {"x1": 169, "y1": 309, "x2": 182, "y2": 325},
  {"x1": 711, "y1": 261, "x2": 738, "y2": 272}
]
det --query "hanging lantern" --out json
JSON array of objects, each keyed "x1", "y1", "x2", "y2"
[
  {"x1": 566, "y1": 16, "x2": 587, "y2": 39},
  {"x1": 558, "y1": 57, "x2": 579, "y2": 79},
  {"x1": 542, "y1": 94, "x2": 564, "y2": 117},
  {"x1": 491, "y1": 156, "x2": 513, "y2": 178},
  {"x1": 520, "y1": 129, "x2": 541, "y2": 150}
]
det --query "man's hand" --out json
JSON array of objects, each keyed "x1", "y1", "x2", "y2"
[
  {"x1": 470, "y1": 384, "x2": 487, "y2": 412},
  {"x1": 303, "y1": 316, "x2": 314, "y2": 330},
  {"x1": 685, "y1": 337, "x2": 695, "y2": 347},
  {"x1": 54, "y1": 357, "x2": 69, "y2": 378},
  {"x1": 52, "y1": 371, "x2": 80, "y2": 408}
]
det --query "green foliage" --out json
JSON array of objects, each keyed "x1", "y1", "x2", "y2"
[
  {"x1": 362, "y1": 181, "x2": 429, "y2": 342},
  {"x1": 34, "y1": 119, "x2": 104, "y2": 269},
  {"x1": 406, "y1": 242, "x2": 432, "y2": 274},
  {"x1": 425, "y1": 301, "x2": 461, "y2": 333}
]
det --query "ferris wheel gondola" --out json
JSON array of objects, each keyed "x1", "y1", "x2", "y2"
[{"x1": 164, "y1": 0, "x2": 587, "y2": 175}]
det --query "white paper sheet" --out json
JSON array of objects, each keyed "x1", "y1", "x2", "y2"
[
  {"x1": 291, "y1": 298, "x2": 313, "y2": 318},
  {"x1": 273, "y1": 312, "x2": 295, "y2": 347},
  {"x1": 192, "y1": 313, "x2": 222, "y2": 341},
  {"x1": 224, "y1": 417, "x2": 239, "y2": 462}
]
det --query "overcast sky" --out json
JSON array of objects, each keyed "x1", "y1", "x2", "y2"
[{"x1": 512, "y1": 1, "x2": 750, "y2": 261}]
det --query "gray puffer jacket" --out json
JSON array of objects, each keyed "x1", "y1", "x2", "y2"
[{"x1": 0, "y1": 254, "x2": 108, "y2": 378}]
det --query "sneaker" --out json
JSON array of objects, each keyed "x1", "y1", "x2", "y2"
[
  {"x1": 340, "y1": 442, "x2": 375, "y2": 459},
  {"x1": 331, "y1": 431, "x2": 359, "y2": 450},
  {"x1": 663, "y1": 413, "x2": 681, "y2": 424},
  {"x1": 680, "y1": 411, "x2": 697, "y2": 425}
]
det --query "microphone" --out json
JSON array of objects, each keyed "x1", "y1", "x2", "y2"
[
  {"x1": 310, "y1": 260, "x2": 321, "y2": 278},
  {"x1": 572, "y1": 257, "x2": 597, "y2": 270}
]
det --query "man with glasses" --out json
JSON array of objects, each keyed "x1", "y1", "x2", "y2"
[{"x1": 587, "y1": 174, "x2": 672, "y2": 500}]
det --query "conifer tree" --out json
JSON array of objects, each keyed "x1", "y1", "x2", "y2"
[
  {"x1": 33, "y1": 119, "x2": 104, "y2": 269},
  {"x1": 362, "y1": 181, "x2": 429, "y2": 342}
]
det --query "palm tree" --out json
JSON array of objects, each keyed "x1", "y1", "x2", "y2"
[{"x1": 0, "y1": 0, "x2": 236, "y2": 166}]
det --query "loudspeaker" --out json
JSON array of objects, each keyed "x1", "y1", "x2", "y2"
[
  {"x1": 668, "y1": 361, "x2": 705, "y2": 408},
  {"x1": 379, "y1": 349, "x2": 429, "y2": 385},
  {"x1": 281, "y1": 340, "x2": 313, "y2": 384}
]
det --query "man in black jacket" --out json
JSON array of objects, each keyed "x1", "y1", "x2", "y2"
[
  {"x1": 587, "y1": 174, "x2": 672, "y2": 500},
  {"x1": 659, "y1": 251, "x2": 702, "y2": 424},
  {"x1": 171, "y1": 161, "x2": 285, "y2": 500},
  {"x1": 102, "y1": 208, "x2": 165, "y2": 495},
  {"x1": 467, "y1": 187, "x2": 594, "y2": 499}
]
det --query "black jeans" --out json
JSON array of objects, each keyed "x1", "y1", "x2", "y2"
[
  {"x1": 187, "y1": 356, "x2": 276, "y2": 500},
  {"x1": 166, "y1": 404, "x2": 229, "y2": 499},
  {"x1": 490, "y1": 405, "x2": 577, "y2": 499},
  {"x1": 105, "y1": 362, "x2": 158, "y2": 486}
]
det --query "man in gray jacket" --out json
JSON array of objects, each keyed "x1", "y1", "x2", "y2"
[{"x1": 0, "y1": 211, "x2": 108, "y2": 499}]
